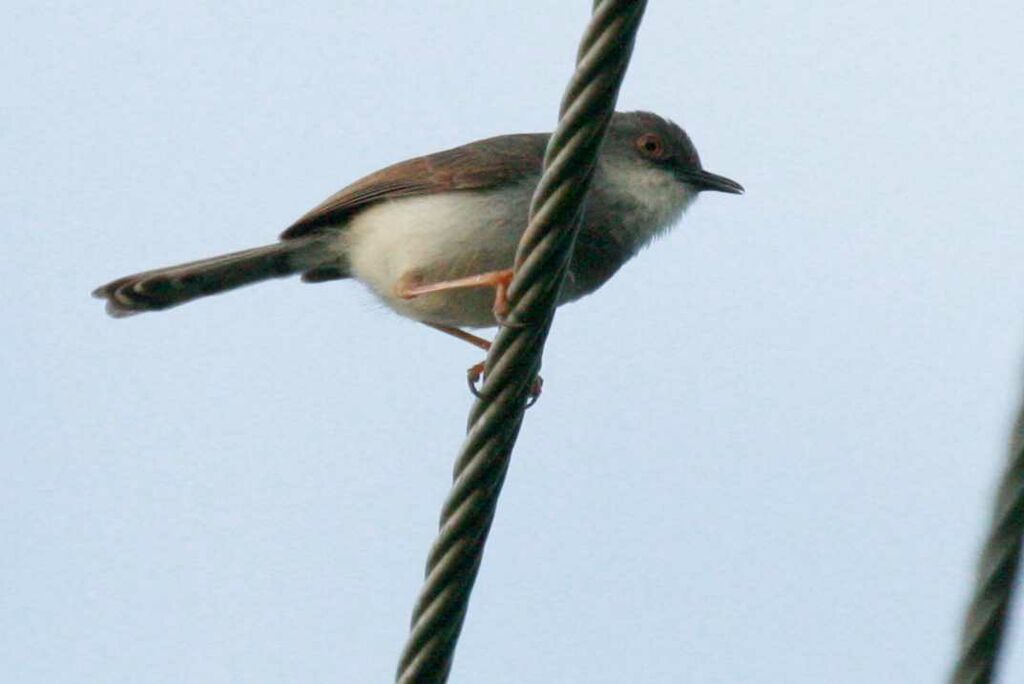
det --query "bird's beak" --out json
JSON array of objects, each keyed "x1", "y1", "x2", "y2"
[{"x1": 680, "y1": 168, "x2": 744, "y2": 194}]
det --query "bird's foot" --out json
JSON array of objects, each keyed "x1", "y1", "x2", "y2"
[{"x1": 467, "y1": 361, "x2": 543, "y2": 407}]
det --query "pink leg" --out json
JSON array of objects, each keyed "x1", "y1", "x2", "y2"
[
  {"x1": 423, "y1": 323, "x2": 491, "y2": 385},
  {"x1": 422, "y1": 321, "x2": 542, "y2": 404},
  {"x1": 397, "y1": 269, "x2": 514, "y2": 319},
  {"x1": 425, "y1": 323, "x2": 492, "y2": 352}
]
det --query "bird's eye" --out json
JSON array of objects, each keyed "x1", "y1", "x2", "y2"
[{"x1": 637, "y1": 133, "x2": 665, "y2": 158}]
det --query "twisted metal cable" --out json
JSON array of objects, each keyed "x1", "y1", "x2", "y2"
[
  {"x1": 951, "y1": 400, "x2": 1024, "y2": 683},
  {"x1": 395, "y1": 1, "x2": 648, "y2": 681}
]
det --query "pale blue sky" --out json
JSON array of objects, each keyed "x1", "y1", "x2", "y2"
[{"x1": 4, "y1": 2, "x2": 1024, "y2": 682}]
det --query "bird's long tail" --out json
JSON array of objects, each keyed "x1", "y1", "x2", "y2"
[{"x1": 93, "y1": 237, "x2": 330, "y2": 317}]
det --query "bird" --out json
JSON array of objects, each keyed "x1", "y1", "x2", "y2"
[{"x1": 93, "y1": 111, "x2": 742, "y2": 387}]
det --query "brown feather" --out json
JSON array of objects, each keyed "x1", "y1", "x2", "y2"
[{"x1": 281, "y1": 133, "x2": 548, "y2": 240}]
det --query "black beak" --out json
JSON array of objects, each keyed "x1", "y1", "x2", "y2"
[{"x1": 679, "y1": 168, "x2": 744, "y2": 194}]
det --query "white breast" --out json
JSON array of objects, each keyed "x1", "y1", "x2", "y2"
[{"x1": 334, "y1": 184, "x2": 532, "y2": 327}]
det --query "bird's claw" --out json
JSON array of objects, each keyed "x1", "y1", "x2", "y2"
[
  {"x1": 466, "y1": 362, "x2": 543, "y2": 407},
  {"x1": 467, "y1": 362, "x2": 486, "y2": 399},
  {"x1": 525, "y1": 375, "x2": 543, "y2": 407},
  {"x1": 492, "y1": 308, "x2": 528, "y2": 329}
]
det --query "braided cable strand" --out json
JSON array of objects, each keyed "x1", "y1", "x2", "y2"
[
  {"x1": 951, "y1": 406, "x2": 1024, "y2": 683},
  {"x1": 395, "y1": 1, "x2": 648, "y2": 681}
]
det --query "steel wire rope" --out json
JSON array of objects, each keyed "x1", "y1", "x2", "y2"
[
  {"x1": 395, "y1": 1, "x2": 648, "y2": 681},
  {"x1": 951, "y1": 399, "x2": 1024, "y2": 683}
]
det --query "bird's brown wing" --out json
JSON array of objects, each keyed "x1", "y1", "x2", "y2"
[{"x1": 281, "y1": 133, "x2": 548, "y2": 240}]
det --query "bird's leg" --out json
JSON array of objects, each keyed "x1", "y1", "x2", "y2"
[
  {"x1": 425, "y1": 323, "x2": 491, "y2": 352},
  {"x1": 423, "y1": 323, "x2": 491, "y2": 391},
  {"x1": 398, "y1": 269, "x2": 514, "y2": 321},
  {"x1": 423, "y1": 322, "x2": 542, "y2": 404}
]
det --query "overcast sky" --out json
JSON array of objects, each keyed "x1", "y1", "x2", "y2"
[{"x1": 5, "y1": 1, "x2": 1024, "y2": 682}]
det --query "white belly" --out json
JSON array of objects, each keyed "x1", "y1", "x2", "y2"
[{"x1": 338, "y1": 185, "x2": 532, "y2": 328}]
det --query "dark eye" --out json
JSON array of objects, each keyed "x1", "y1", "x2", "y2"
[{"x1": 637, "y1": 133, "x2": 665, "y2": 158}]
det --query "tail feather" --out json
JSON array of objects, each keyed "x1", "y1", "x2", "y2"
[{"x1": 93, "y1": 238, "x2": 328, "y2": 317}]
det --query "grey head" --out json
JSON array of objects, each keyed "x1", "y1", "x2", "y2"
[
  {"x1": 561, "y1": 112, "x2": 743, "y2": 301},
  {"x1": 583, "y1": 111, "x2": 743, "y2": 258},
  {"x1": 587, "y1": 111, "x2": 743, "y2": 244},
  {"x1": 602, "y1": 111, "x2": 744, "y2": 196}
]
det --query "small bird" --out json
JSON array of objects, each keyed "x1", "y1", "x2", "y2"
[{"x1": 94, "y1": 111, "x2": 742, "y2": 384}]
